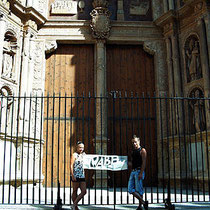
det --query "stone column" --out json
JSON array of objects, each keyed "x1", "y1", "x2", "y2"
[
  {"x1": 171, "y1": 34, "x2": 184, "y2": 134},
  {"x1": 197, "y1": 17, "x2": 210, "y2": 130},
  {"x1": 166, "y1": 37, "x2": 174, "y2": 97},
  {"x1": 0, "y1": 14, "x2": 6, "y2": 78},
  {"x1": 90, "y1": 0, "x2": 111, "y2": 187}
]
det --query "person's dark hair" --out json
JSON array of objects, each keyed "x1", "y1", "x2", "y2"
[{"x1": 77, "y1": 141, "x2": 84, "y2": 145}]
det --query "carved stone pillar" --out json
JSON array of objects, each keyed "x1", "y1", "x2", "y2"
[
  {"x1": 166, "y1": 37, "x2": 174, "y2": 97},
  {"x1": 171, "y1": 34, "x2": 184, "y2": 134},
  {"x1": 90, "y1": 0, "x2": 110, "y2": 187},
  {"x1": 197, "y1": 17, "x2": 210, "y2": 130},
  {"x1": 0, "y1": 14, "x2": 6, "y2": 78}
]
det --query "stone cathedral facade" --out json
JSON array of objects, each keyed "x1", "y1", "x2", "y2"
[{"x1": 0, "y1": 0, "x2": 209, "y2": 188}]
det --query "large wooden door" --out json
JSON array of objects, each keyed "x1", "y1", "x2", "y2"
[
  {"x1": 106, "y1": 45, "x2": 157, "y2": 187},
  {"x1": 43, "y1": 44, "x2": 95, "y2": 187}
]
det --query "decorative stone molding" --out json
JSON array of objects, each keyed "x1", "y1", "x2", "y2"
[
  {"x1": 25, "y1": 20, "x2": 38, "y2": 31},
  {"x1": 45, "y1": 40, "x2": 57, "y2": 54},
  {"x1": 143, "y1": 40, "x2": 156, "y2": 55},
  {"x1": 90, "y1": 0, "x2": 111, "y2": 40},
  {"x1": 0, "y1": 0, "x2": 10, "y2": 9},
  {"x1": 194, "y1": 2, "x2": 204, "y2": 13}
]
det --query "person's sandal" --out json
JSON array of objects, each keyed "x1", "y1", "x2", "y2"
[{"x1": 143, "y1": 201, "x2": 149, "y2": 210}]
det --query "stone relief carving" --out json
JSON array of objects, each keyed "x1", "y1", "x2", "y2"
[
  {"x1": 185, "y1": 36, "x2": 202, "y2": 82},
  {"x1": 45, "y1": 40, "x2": 57, "y2": 54},
  {"x1": 90, "y1": 0, "x2": 111, "y2": 40},
  {"x1": 189, "y1": 88, "x2": 206, "y2": 133},
  {"x1": 31, "y1": 41, "x2": 45, "y2": 137},
  {"x1": 130, "y1": 0, "x2": 150, "y2": 16},
  {"x1": 36, "y1": 0, "x2": 47, "y2": 16},
  {"x1": 51, "y1": 0, "x2": 77, "y2": 15},
  {"x1": 2, "y1": 32, "x2": 17, "y2": 81}
]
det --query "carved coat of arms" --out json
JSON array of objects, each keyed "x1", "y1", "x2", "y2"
[{"x1": 90, "y1": 7, "x2": 111, "y2": 39}]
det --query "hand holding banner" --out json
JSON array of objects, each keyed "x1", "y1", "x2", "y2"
[{"x1": 83, "y1": 155, "x2": 128, "y2": 171}]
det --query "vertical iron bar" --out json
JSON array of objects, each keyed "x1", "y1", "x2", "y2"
[
  {"x1": 112, "y1": 92, "x2": 116, "y2": 210},
  {"x1": 204, "y1": 96, "x2": 210, "y2": 199},
  {"x1": 192, "y1": 100, "x2": 199, "y2": 201},
  {"x1": 142, "y1": 93, "x2": 147, "y2": 200},
  {"x1": 70, "y1": 93, "x2": 73, "y2": 205},
  {"x1": 45, "y1": 93, "x2": 49, "y2": 204},
  {"x1": 148, "y1": 93, "x2": 153, "y2": 203},
  {"x1": 87, "y1": 92, "x2": 91, "y2": 205},
  {"x1": 57, "y1": 93, "x2": 61, "y2": 198},
  {"x1": 51, "y1": 93, "x2": 55, "y2": 204},
  {"x1": 106, "y1": 92, "x2": 109, "y2": 205},
  {"x1": 125, "y1": 92, "x2": 129, "y2": 204},
  {"x1": 119, "y1": 92, "x2": 123, "y2": 204},
  {"x1": 15, "y1": 94, "x2": 21, "y2": 204},
  {"x1": 39, "y1": 94, "x2": 44, "y2": 204},
  {"x1": 94, "y1": 92, "x2": 96, "y2": 205},
  {"x1": 159, "y1": 95, "x2": 165, "y2": 202},
  {"x1": 170, "y1": 97, "x2": 176, "y2": 202},
  {"x1": 64, "y1": 93, "x2": 67, "y2": 204},
  {"x1": 82, "y1": 92, "x2": 85, "y2": 205},
  {"x1": 2, "y1": 96, "x2": 9, "y2": 204},
  {"x1": 176, "y1": 96, "x2": 183, "y2": 202},
  {"x1": 20, "y1": 94, "x2": 26, "y2": 204},
  {"x1": 187, "y1": 98, "x2": 194, "y2": 201},
  {"x1": 33, "y1": 95, "x2": 38, "y2": 204},
  {"x1": 8, "y1": 96, "x2": 15, "y2": 204},
  {"x1": 182, "y1": 97, "x2": 188, "y2": 202},
  {"x1": 100, "y1": 94, "x2": 103, "y2": 205},
  {"x1": 154, "y1": 93, "x2": 159, "y2": 203},
  {"x1": 27, "y1": 94, "x2": 32, "y2": 204}
]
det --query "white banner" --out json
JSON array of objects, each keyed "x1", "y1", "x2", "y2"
[{"x1": 83, "y1": 155, "x2": 128, "y2": 171}]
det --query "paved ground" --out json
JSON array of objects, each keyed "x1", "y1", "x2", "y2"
[{"x1": 0, "y1": 202, "x2": 210, "y2": 209}]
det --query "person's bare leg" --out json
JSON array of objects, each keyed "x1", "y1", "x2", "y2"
[
  {"x1": 72, "y1": 182, "x2": 79, "y2": 209},
  {"x1": 132, "y1": 192, "x2": 145, "y2": 205},
  {"x1": 73, "y1": 182, "x2": 87, "y2": 206}
]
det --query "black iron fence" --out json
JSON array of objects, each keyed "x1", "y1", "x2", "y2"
[{"x1": 0, "y1": 93, "x2": 209, "y2": 207}]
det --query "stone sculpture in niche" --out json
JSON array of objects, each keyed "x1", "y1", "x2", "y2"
[
  {"x1": 2, "y1": 33, "x2": 17, "y2": 81},
  {"x1": 130, "y1": 0, "x2": 150, "y2": 16},
  {"x1": 189, "y1": 89, "x2": 206, "y2": 133},
  {"x1": 185, "y1": 37, "x2": 202, "y2": 82}
]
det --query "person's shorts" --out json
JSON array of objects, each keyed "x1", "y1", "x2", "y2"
[
  {"x1": 128, "y1": 169, "x2": 145, "y2": 196},
  {"x1": 71, "y1": 176, "x2": 85, "y2": 182}
]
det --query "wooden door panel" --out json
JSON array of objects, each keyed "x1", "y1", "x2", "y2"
[
  {"x1": 43, "y1": 44, "x2": 95, "y2": 187},
  {"x1": 107, "y1": 45, "x2": 157, "y2": 187}
]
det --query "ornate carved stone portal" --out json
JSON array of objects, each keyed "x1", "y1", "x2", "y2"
[{"x1": 90, "y1": 0, "x2": 111, "y2": 40}]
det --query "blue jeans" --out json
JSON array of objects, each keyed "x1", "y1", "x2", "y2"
[{"x1": 128, "y1": 170, "x2": 145, "y2": 196}]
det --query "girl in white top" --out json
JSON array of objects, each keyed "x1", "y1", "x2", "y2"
[{"x1": 70, "y1": 141, "x2": 87, "y2": 210}]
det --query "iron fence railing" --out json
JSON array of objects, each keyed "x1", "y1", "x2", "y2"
[{"x1": 0, "y1": 93, "x2": 209, "y2": 207}]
